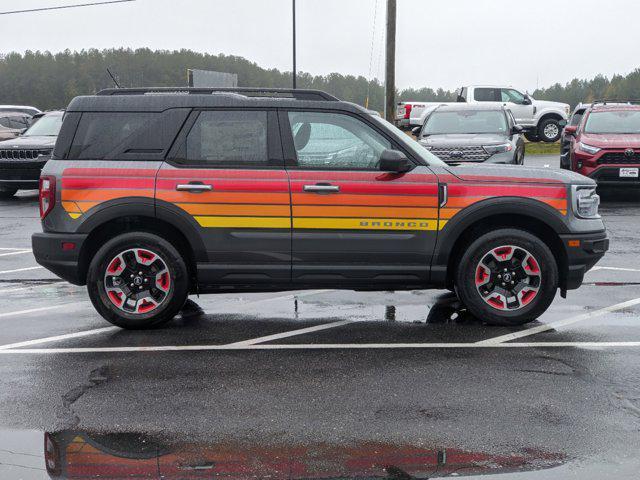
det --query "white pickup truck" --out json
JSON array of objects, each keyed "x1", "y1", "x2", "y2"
[{"x1": 396, "y1": 85, "x2": 570, "y2": 142}]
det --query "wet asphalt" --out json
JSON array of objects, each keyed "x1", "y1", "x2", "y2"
[{"x1": 0, "y1": 154, "x2": 640, "y2": 478}]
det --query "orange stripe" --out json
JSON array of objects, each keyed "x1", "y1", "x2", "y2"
[
  {"x1": 293, "y1": 205, "x2": 438, "y2": 219},
  {"x1": 439, "y1": 208, "x2": 461, "y2": 219},
  {"x1": 158, "y1": 192, "x2": 290, "y2": 204},
  {"x1": 292, "y1": 193, "x2": 438, "y2": 207},
  {"x1": 177, "y1": 203, "x2": 291, "y2": 216},
  {"x1": 61, "y1": 201, "x2": 81, "y2": 213},
  {"x1": 62, "y1": 189, "x2": 153, "y2": 202}
]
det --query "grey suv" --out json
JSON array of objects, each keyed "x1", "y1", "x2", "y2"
[{"x1": 416, "y1": 104, "x2": 525, "y2": 165}]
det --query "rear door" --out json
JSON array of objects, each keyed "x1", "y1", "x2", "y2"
[
  {"x1": 157, "y1": 109, "x2": 291, "y2": 286},
  {"x1": 280, "y1": 109, "x2": 440, "y2": 287}
]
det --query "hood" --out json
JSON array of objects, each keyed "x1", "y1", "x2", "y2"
[
  {"x1": 534, "y1": 99, "x2": 570, "y2": 111},
  {"x1": 419, "y1": 133, "x2": 508, "y2": 147},
  {"x1": 580, "y1": 132, "x2": 640, "y2": 149},
  {"x1": 0, "y1": 135, "x2": 56, "y2": 149},
  {"x1": 445, "y1": 163, "x2": 593, "y2": 185}
]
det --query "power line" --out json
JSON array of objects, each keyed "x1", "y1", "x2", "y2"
[{"x1": 0, "y1": 0, "x2": 135, "y2": 16}]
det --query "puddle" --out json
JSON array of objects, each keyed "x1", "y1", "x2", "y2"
[{"x1": 1, "y1": 429, "x2": 568, "y2": 479}]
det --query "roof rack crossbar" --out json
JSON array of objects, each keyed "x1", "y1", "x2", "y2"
[
  {"x1": 96, "y1": 87, "x2": 339, "y2": 101},
  {"x1": 591, "y1": 99, "x2": 640, "y2": 106}
]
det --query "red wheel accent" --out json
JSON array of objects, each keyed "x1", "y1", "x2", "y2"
[
  {"x1": 107, "y1": 290, "x2": 124, "y2": 307},
  {"x1": 475, "y1": 265, "x2": 489, "y2": 286},
  {"x1": 493, "y1": 246, "x2": 513, "y2": 260},
  {"x1": 487, "y1": 297, "x2": 506, "y2": 309},
  {"x1": 107, "y1": 257, "x2": 123, "y2": 274},
  {"x1": 137, "y1": 300, "x2": 157, "y2": 314}
]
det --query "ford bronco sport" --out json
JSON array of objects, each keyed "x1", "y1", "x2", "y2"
[{"x1": 32, "y1": 88, "x2": 608, "y2": 329}]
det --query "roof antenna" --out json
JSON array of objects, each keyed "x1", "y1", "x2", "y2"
[{"x1": 106, "y1": 68, "x2": 121, "y2": 88}]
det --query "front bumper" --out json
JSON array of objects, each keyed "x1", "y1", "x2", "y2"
[
  {"x1": 561, "y1": 230, "x2": 609, "y2": 291},
  {"x1": 0, "y1": 158, "x2": 48, "y2": 189},
  {"x1": 32, "y1": 232, "x2": 89, "y2": 286}
]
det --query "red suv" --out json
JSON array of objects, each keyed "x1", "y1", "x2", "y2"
[{"x1": 565, "y1": 101, "x2": 640, "y2": 184}]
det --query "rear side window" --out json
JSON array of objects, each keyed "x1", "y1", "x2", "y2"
[
  {"x1": 474, "y1": 88, "x2": 500, "y2": 102},
  {"x1": 178, "y1": 110, "x2": 268, "y2": 166}
]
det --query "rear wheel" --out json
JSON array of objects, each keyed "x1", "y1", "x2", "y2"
[
  {"x1": 87, "y1": 232, "x2": 189, "y2": 329},
  {"x1": 0, "y1": 188, "x2": 17, "y2": 199},
  {"x1": 454, "y1": 229, "x2": 558, "y2": 326},
  {"x1": 537, "y1": 118, "x2": 562, "y2": 143}
]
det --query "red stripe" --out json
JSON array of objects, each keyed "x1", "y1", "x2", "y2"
[
  {"x1": 290, "y1": 181, "x2": 439, "y2": 195},
  {"x1": 156, "y1": 179, "x2": 289, "y2": 193},
  {"x1": 452, "y1": 174, "x2": 565, "y2": 184},
  {"x1": 287, "y1": 171, "x2": 437, "y2": 183},
  {"x1": 63, "y1": 168, "x2": 158, "y2": 177},
  {"x1": 448, "y1": 184, "x2": 567, "y2": 199},
  {"x1": 61, "y1": 178, "x2": 155, "y2": 189}
]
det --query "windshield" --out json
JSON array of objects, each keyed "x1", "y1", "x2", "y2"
[
  {"x1": 369, "y1": 114, "x2": 447, "y2": 167},
  {"x1": 423, "y1": 110, "x2": 508, "y2": 135},
  {"x1": 22, "y1": 113, "x2": 63, "y2": 136},
  {"x1": 584, "y1": 110, "x2": 640, "y2": 134}
]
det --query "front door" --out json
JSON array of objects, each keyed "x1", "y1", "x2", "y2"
[
  {"x1": 280, "y1": 110, "x2": 441, "y2": 287},
  {"x1": 156, "y1": 109, "x2": 291, "y2": 286},
  {"x1": 500, "y1": 88, "x2": 535, "y2": 126}
]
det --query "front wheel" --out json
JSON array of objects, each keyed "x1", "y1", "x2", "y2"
[
  {"x1": 454, "y1": 229, "x2": 558, "y2": 326},
  {"x1": 537, "y1": 118, "x2": 562, "y2": 143},
  {"x1": 87, "y1": 232, "x2": 189, "y2": 329}
]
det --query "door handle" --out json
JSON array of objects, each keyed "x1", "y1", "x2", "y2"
[
  {"x1": 176, "y1": 183, "x2": 213, "y2": 192},
  {"x1": 303, "y1": 184, "x2": 340, "y2": 193}
]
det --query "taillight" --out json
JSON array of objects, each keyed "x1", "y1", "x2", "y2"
[
  {"x1": 39, "y1": 176, "x2": 56, "y2": 220},
  {"x1": 404, "y1": 104, "x2": 413, "y2": 119}
]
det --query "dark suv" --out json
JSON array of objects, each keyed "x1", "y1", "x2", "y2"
[{"x1": 32, "y1": 88, "x2": 608, "y2": 329}]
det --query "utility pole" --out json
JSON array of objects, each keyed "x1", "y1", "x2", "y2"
[
  {"x1": 384, "y1": 0, "x2": 396, "y2": 121},
  {"x1": 292, "y1": 0, "x2": 297, "y2": 89}
]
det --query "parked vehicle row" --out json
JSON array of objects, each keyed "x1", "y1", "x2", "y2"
[
  {"x1": 31, "y1": 88, "x2": 607, "y2": 330},
  {"x1": 396, "y1": 85, "x2": 570, "y2": 143}
]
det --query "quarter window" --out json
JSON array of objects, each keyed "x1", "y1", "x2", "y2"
[
  {"x1": 181, "y1": 110, "x2": 268, "y2": 166},
  {"x1": 287, "y1": 111, "x2": 391, "y2": 170}
]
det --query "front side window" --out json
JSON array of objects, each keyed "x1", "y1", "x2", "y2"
[
  {"x1": 570, "y1": 111, "x2": 585, "y2": 127},
  {"x1": 584, "y1": 110, "x2": 640, "y2": 134},
  {"x1": 288, "y1": 111, "x2": 391, "y2": 170},
  {"x1": 422, "y1": 110, "x2": 508, "y2": 135},
  {"x1": 474, "y1": 88, "x2": 500, "y2": 102},
  {"x1": 23, "y1": 114, "x2": 63, "y2": 136},
  {"x1": 501, "y1": 89, "x2": 526, "y2": 105},
  {"x1": 182, "y1": 110, "x2": 268, "y2": 166}
]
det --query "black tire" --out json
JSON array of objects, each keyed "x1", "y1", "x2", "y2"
[
  {"x1": 0, "y1": 188, "x2": 17, "y2": 199},
  {"x1": 524, "y1": 132, "x2": 539, "y2": 143},
  {"x1": 87, "y1": 232, "x2": 189, "y2": 329},
  {"x1": 537, "y1": 118, "x2": 562, "y2": 143},
  {"x1": 454, "y1": 228, "x2": 558, "y2": 326}
]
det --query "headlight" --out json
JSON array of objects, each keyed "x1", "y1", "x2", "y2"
[
  {"x1": 577, "y1": 142, "x2": 601, "y2": 155},
  {"x1": 483, "y1": 143, "x2": 513, "y2": 154},
  {"x1": 572, "y1": 185, "x2": 600, "y2": 219}
]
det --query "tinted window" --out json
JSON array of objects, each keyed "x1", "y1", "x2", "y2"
[
  {"x1": 474, "y1": 88, "x2": 500, "y2": 102},
  {"x1": 570, "y1": 111, "x2": 585, "y2": 127},
  {"x1": 8, "y1": 117, "x2": 28, "y2": 129},
  {"x1": 181, "y1": 110, "x2": 268, "y2": 166},
  {"x1": 422, "y1": 110, "x2": 508, "y2": 135},
  {"x1": 23, "y1": 114, "x2": 62, "y2": 136},
  {"x1": 288, "y1": 111, "x2": 391, "y2": 170},
  {"x1": 0, "y1": 117, "x2": 11, "y2": 128},
  {"x1": 584, "y1": 110, "x2": 640, "y2": 134},
  {"x1": 69, "y1": 113, "x2": 154, "y2": 160}
]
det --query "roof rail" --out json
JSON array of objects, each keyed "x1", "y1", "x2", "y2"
[
  {"x1": 591, "y1": 99, "x2": 640, "y2": 106},
  {"x1": 96, "y1": 87, "x2": 339, "y2": 101}
]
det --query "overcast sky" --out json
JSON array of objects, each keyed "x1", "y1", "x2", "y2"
[{"x1": 2, "y1": 0, "x2": 639, "y2": 92}]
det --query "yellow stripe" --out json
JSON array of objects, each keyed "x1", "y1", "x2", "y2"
[
  {"x1": 194, "y1": 216, "x2": 291, "y2": 228},
  {"x1": 293, "y1": 218, "x2": 438, "y2": 231},
  {"x1": 68, "y1": 213, "x2": 82, "y2": 220}
]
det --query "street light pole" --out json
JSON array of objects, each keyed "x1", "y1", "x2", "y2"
[
  {"x1": 385, "y1": 0, "x2": 396, "y2": 121},
  {"x1": 292, "y1": 0, "x2": 297, "y2": 89}
]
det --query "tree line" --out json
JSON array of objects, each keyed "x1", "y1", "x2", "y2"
[{"x1": 0, "y1": 48, "x2": 638, "y2": 111}]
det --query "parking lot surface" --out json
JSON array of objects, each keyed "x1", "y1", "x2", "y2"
[{"x1": 1, "y1": 154, "x2": 640, "y2": 478}]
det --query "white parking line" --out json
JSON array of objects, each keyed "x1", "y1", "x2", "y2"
[
  {"x1": 589, "y1": 266, "x2": 640, "y2": 273},
  {"x1": 0, "y1": 248, "x2": 32, "y2": 251},
  {"x1": 0, "y1": 266, "x2": 44, "y2": 275},
  {"x1": 229, "y1": 319, "x2": 354, "y2": 346},
  {"x1": 476, "y1": 296, "x2": 640, "y2": 346},
  {"x1": 0, "y1": 326, "x2": 117, "y2": 351},
  {"x1": 0, "y1": 250, "x2": 32, "y2": 257},
  {"x1": 2, "y1": 341, "x2": 640, "y2": 354},
  {"x1": 0, "y1": 302, "x2": 86, "y2": 320}
]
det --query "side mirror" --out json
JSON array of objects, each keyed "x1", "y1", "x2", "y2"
[
  {"x1": 379, "y1": 149, "x2": 413, "y2": 173},
  {"x1": 559, "y1": 119, "x2": 568, "y2": 128},
  {"x1": 411, "y1": 126, "x2": 421, "y2": 136},
  {"x1": 522, "y1": 96, "x2": 532, "y2": 106},
  {"x1": 511, "y1": 125, "x2": 525, "y2": 135},
  {"x1": 564, "y1": 125, "x2": 578, "y2": 136}
]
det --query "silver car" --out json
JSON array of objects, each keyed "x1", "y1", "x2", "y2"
[{"x1": 415, "y1": 104, "x2": 525, "y2": 165}]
